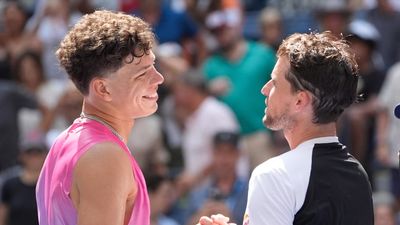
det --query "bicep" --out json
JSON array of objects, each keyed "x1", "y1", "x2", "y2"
[
  {"x1": 247, "y1": 172, "x2": 295, "y2": 225},
  {"x1": 73, "y1": 142, "x2": 135, "y2": 225}
]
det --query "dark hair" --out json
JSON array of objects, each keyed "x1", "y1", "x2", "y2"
[
  {"x1": 14, "y1": 50, "x2": 45, "y2": 84},
  {"x1": 146, "y1": 174, "x2": 169, "y2": 193},
  {"x1": 3, "y1": 1, "x2": 28, "y2": 16},
  {"x1": 56, "y1": 10, "x2": 155, "y2": 95},
  {"x1": 277, "y1": 32, "x2": 359, "y2": 124},
  {"x1": 213, "y1": 131, "x2": 240, "y2": 149},
  {"x1": 180, "y1": 68, "x2": 208, "y2": 93}
]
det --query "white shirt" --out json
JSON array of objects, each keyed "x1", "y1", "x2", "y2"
[
  {"x1": 244, "y1": 136, "x2": 339, "y2": 225},
  {"x1": 182, "y1": 97, "x2": 239, "y2": 175}
]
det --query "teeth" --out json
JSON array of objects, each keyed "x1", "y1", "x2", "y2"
[{"x1": 145, "y1": 94, "x2": 157, "y2": 98}]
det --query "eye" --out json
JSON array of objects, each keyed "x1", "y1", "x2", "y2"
[{"x1": 136, "y1": 72, "x2": 146, "y2": 79}]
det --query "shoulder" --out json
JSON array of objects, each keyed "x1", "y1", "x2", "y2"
[
  {"x1": 75, "y1": 142, "x2": 131, "y2": 172},
  {"x1": 73, "y1": 141, "x2": 134, "y2": 188},
  {"x1": 72, "y1": 142, "x2": 135, "y2": 198},
  {"x1": 249, "y1": 146, "x2": 313, "y2": 196}
]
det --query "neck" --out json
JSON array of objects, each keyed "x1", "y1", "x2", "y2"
[
  {"x1": 187, "y1": 94, "x2": 206, "y2": 114},
  {"x1": 283, "y1": 121, "x2": 337, "y2": 149},
  {"x1": 216, "y1": 173, "x2": 236, "y2": 195},
  {"x1": 21, "y1": 168, "x2": 41, "y2": 185},
  {"x1": 82, "y1": 100, "x2": 134, "y2": 143},
  {"x1": 223, "y1": 39, "x2": 246, "y2": 62}
]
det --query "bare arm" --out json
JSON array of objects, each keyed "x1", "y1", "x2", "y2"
[
  {"x1": 0, "y1": 204, "x2": 8, "y2": 225},
  {"x1": 375, "y1": 108, "x2": 390, "y2": 165},
  {"x1": 71, "y1": 142, "x2": 136, "y2": 225}
]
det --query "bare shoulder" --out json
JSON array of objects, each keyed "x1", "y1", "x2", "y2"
[
  {"x1": 71, "y1": 142, "x2": 136, "y2": 202},
  {"x1": 76, "y1": 142, "x2": 131, "y2": 167}
]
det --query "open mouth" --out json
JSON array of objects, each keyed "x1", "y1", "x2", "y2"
[{"x1": 143, "y1": 93, "x2": 158, "y2": 100}]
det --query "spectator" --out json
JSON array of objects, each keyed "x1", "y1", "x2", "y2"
[
  {"x1": 202, "y1": 0, "x2": 276, "y2": 170},
  {"x1": 258, "y1": 6, "x2": 283, "y2": 51},
  {"x1": 375, "y1": 61, "x2": 400, "y2": 207},
  {"x1": 341, "y1": 20, "x2": 386, "y2": 174},
  {"x1": 363, "y1": 0, "x2": 400, "y2": 70},
  {"x1": 135, "y1": 0, "x2": 206, "y2": 65},
  {"x1": 0, "y1": 1, "x2": 42, "y2": 66},
  {"x1": 13, "y1": 51, "x2": 65, "y2": 143},
  {"x1": 129, "y1": 114, "x2": 170, "y2": 176},
  {"x1": 0, "y1": 79, "x2": 38, "y2": 171},
  {"x1": 373, "y1": 191, "x2": 398, "y2": 225},
  {"x1": 0, "y1": 140, "x2": 47, "y2": 225},
  {"x1": 170, "y1": 69, "x2": 240, "y2": 194},
  {"x1": 45, "y1": 81, "x2": 82, "y2": 146},
  {"x1": 314, "y1": 0, "x2": 353, "y2": 38},
  {"x1": 186, "y1": 131, "x2": 248, "y2": 225},
  {"x1": 147, "y1": 174, "x2": 179, "y2": 225},
  {"x1": 36, "y1": 0, "x2": 81, "y2": 80}
]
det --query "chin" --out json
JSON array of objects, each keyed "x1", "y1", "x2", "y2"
[{"x1": 135, "y1": 106, "x2": 158, "y2": 118}]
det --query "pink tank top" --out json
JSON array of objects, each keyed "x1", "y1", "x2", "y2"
[{"x1": 36, "y1": 117, "x2": 150, "y2": 225}]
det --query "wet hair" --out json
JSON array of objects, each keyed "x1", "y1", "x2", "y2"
[
  {"x1": 277, "y1": 32, "x2": 359, "y2": 124},
  {"x1": 56, "y1": 10, "x2": 155, "y2": 95}
]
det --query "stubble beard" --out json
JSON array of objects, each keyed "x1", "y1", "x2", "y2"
[{"x1": 263, "y1": 108, "x2": 293, "y2": 131}]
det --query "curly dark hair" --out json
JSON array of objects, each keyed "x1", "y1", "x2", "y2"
[
  {"x1": 277, "y1": 32, "x2": 359, "y2": 124},
  {"x1": 56, "y1": 10, "x2": 155, "y2": 95}
]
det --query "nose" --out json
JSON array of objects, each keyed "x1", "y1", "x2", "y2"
[
  {"x1": 151, "y1": 67, "x2": 164, "y2": 85},
  {"x1": 261, "y1": 80, "x2": 271, "y2": 96}
]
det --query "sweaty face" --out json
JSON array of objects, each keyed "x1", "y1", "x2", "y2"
[
  {"x1": 107, "y1": 51, "x2": 164, "y2": 118},
  {"x1": 261, "y1": 57, "x2": 296, "y2": 131}
]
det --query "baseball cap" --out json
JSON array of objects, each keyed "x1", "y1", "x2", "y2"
[
  {"x1": 347, "y1": 20, "x2": 380, "y2": 44},
  {"x1": 213, "y1": 131, "x2": 240, "y2": 148},
  {"x1": 205, "y1": 8, "x2": 241, "y2": 30},
  {"x1": 19, "y1": 135, "x2": 48, "y2": 154}
]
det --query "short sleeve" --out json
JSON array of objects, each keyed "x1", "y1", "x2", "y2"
[
  {"x1": 246, "y1": 166, "x2": 296, "y2": 225},
  {"x1": 379, "y1": 63, "x2": 400, "y2": 108}
]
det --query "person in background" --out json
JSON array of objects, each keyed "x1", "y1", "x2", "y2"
[
  {"x1": 0, "y1": 78, "x2": 39, "y2": 172},
  {"x1": 147, "y1": 174, "x2": 179, "y2": 225},
  {"x1": 13, "y1": 50, "x2": 65, "y2": 144},
  {"x1": 135, "y1": 0, "x2": 206, "y2": 66},
  {"x1": 340, "y1": 20, "x2": 386, "y2": 175},
  {"x1": 187, "y1": 131, "x2": 247, "y2": 225},
  {"x1": 202, "y1": 0, "x2": 276, "y2": 170},
  {"x1": 375, "y1": 61, "x2": 400, "y2": 211},
  {"x1": 258, "y1": 6, "x2": 283, "y2": 51},
  {"x1": 0, "y1": 1, "x2": 42, "y2": 65},
  {"x1": 373, "y1": 191, "x2": 398, "y2": 225},
  {"x1": 171, "y1": 69, "x2": 240, "y2": 194},
  {"x1": 362, "y1": 0, "x2": 400, "y2": 71},
  {"x1": 314, "y1": 0, "x2": 352, "y2": 38},
  {"x1": 0, "y1": 140, "x2": 47, "y2": 225}
]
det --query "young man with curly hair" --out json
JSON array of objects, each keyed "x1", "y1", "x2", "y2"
[
  {"x1": 36, "y1": 11, "x2": 164, "y2": 225},
  {"x1": 198, "y1": 32, "x2": 374, "y2": 225}
]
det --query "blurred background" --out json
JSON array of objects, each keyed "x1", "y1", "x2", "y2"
[{"x1": 0, "y1": 0, "x2": 399, "y2": 224}]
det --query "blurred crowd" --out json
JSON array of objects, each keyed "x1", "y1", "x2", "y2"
[{"x1": 0, "y1": 0, "x2": 399, "y2": 224}]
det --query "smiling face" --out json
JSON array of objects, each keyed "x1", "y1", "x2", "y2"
[
  {"x1": 261, "y1": 56, "x2": 297, "y2": 131},
  {"x1": 105, "y1": 51, "x2": 164, "y2": 119}
]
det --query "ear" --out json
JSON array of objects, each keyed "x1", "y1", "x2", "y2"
[
  {"x1": 294, "y1": 90, "x2": 312, "y2": 111},
  {"x1": 90, "y1": 78, "x2": 112, "y2": 101}
]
